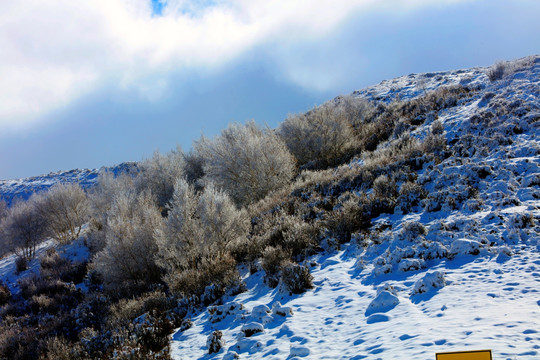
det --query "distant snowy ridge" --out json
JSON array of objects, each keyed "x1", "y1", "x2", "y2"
[
  {"x1": 0, "y1": 162, "x2": 139, "y2": 205},
  {"x1": 352, "y1": 66, "x2": 488, "y2": 103}
]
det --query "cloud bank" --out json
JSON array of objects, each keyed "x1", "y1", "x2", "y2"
[{"x1": 1, "y1": 0, "x2": 472, "y2": 131}]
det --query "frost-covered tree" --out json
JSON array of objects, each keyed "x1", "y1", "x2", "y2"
[
  {"x1": 0, "y1": 201, "x2": 8, "y2": 257},
  {"x1": 194, "y1": 121, "x2": 296, "y2": 207},
  {"x1": 334, "y1": 95, "x2": 377, "y2": 130},
  {"x1": 135, "y1": 147, "x2": 185, "y2": 211},
  {"x1": 278, "y1": 102, "x2": 356, "y2": 169},
  {"x1": 34, "y1": 183, "x2": 89, "y2": 244},
  {"x1": 155, "y1": 178, "x2": 200, "y2": 272},
  {"x1": 156, "y1": 178, "x2": 249, "y2": 291},
  {"x1": 2, "y1": 198, "x2": 48, "y2": 260},
  {"x1": 92, "y1": 190, "x2": 163, "y2": 293},
  {"x1": 87, "y1": 172, "x2": 135, "y2": 253},
  {"x1": 183, "y1": 149, "x2": 206, "y2": 189},
  {"x1": 197, "y1": 183, "x2": 249, "y2": 255}
]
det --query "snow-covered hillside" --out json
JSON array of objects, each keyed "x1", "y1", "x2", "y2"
[
  {"x1": 0, "y1": 162, "x2": 139, "y2": 206},
  {"x1": 171, "y1": 56, "x2": 540, "y2": 360}
]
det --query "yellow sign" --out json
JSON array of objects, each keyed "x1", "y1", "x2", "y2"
[{"x1": 436, "y1": 350, "x2": 492, "y2": 360}]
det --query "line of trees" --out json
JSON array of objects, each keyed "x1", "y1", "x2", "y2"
[
  {"x1": 1, "y1": 95, "x2": 377, "y2": 293},
  {"x1": 0, "y1": 183, "x2": 89, "y2": 263}
]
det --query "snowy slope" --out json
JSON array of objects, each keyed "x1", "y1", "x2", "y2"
[
  {"x1": 171, "y1": 56, "x2": 540, "y2": 360},
  {"x1": 0, "y1": 162, "x2": 139, "y2": 206},
  {"x1": 172, "y1": 242, "x2": 540, "y2": 360}
]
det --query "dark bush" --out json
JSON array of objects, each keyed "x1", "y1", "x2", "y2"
[
  {"x1": 135, "y1": 309, "x2": 174, "y2": 354},
  {"x1": 207, "y1": 330, "x2": 225, "y2": 354},
  {"x1": 280, "y1": 262, "x2": 313, "y2": 294},
  {"x1": 261, "y1": 246, "x2": 290, "y2": 288},
  {"x1": 15, "y1": 255, "x2": 28, "y2": 274},
  {"x1": 40, "y1": 248, "x2": 88, "y2": 284},
  {"x1": 326, "y1": 193, "x2": 373, "y2": 242},
  {"x1": 0, "y1": 281, "x2": 11, "y2": 306},
  {"x1": 170, "y1": 253, "x2": 243, "y2": 304}
]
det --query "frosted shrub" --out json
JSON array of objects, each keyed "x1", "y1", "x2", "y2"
[
  {"x1": 401, "y1": 221, "x2": 427, "y2": 241},
  {"x1": 280, "y1": 262, "x2": 313, "y2": 294},
  {"x1": 0, "y1": 202, "x2": 8, "y2": 258},
  {"x1": 327, "y1": 192, "x2": 373, "y2": 243},
  {"x1": 156, "y1": 179, "x2": 249, "y2": 282},
  {"x1": 87, "y1": 172, "x2": 135, "y2": 254},
  {"x1": 92, "y1": 191, "x2": 163, "y2": 294},
  {"x1": 109, "y1": 291, "x2": 172, "y2": 329},
  {"x1": 156, "y1": 179, "x2": 247, "y2": 297},
  {"x1": 431, "y1": 119, "x2": 444, "y2": 135},
  {"x1": 40, "y1": 336, "x2": 81, "y2": 360},
  {"x1": 197, "y1": 183, "x2": 249, "y2": 255},
  {"x1": 135, "y1": 147, "x2": 185, "y2": 211},
  {"x1": 392, "y1": 119, "x2": 411, "y2": 139},
  {"x1": 279, "y1": 103, "x2": 356, "y2": 169},
  {"x1": 34, "y1": 183, "x2": 89, "y2": 244},
  {"x1": 363, "y1": 134, "x2": 423, "y2": 170},
  {"x1": 155, "y1": 178, "x2": 200, "y2": 274},
  {"x1": 423, "y1": 133, "x2": 447, "y2": 160},
  {"x1": 282, "y1": 220, "x2": 319, "y2": 257},
  {"x1": 2, "y1": 198, "x2": 47, "y2": 261},
  {"x1": 169, "y1": 253, "x2": 243, "y2": 302},
  {"x1": 335, "y1": 95, "x2": 377, "y2": 130},
  {"x1": 195, "y1": 121, "x2": 295, "y2": 206},
  {"x1": 373, "y1": 175, "x2": 398, "y2": 199},
  {"x1": 395, "y1": 182, "x2": 426, "y2": 215},
  {"x1": 486, "y1": 61, "x2": 507, "y2": 82},
  {"x1": 398, "y1": 258, "x2": 425, "y2": 272}
]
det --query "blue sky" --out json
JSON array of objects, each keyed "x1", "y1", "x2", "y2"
[{"x1": 1, "y1": 0, "x2": 539, "y2": 179}]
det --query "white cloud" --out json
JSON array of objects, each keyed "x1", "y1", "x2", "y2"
[{"x1": 0, "y1": 0, "x2": 471, "y2": 130}]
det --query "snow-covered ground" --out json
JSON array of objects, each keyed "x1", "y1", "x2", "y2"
[
  {"x1": 171, "y1": 56, "x2": 540, "y2": 360},
  {"x1": 172, "y1": 240, "x2": 540, "y2": 360}
]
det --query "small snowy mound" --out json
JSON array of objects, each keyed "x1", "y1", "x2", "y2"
[
  {"x1": 412, "y1": 271, "x2": 446, "y2": 295},
  {"x1": 223, "y1": 351, "x2": 239, "y2": 360},
  {"x1": 366, "y1": 290, "x2": 400, "y2": 316},
  {"x1": 272, "y1": 302, "x2": 293, "y2": 317},
  {"x1": 230, "y1": 338, "x2": 263, "y2": 354},
  {"x1": 289, "y1": 345, "x2": 310, "y2": 358},
  {"x1": 449, "y1": 238, "x2": 482, "y2": 257},
  {"x1": 366, "y1": 313, "x2": 391, "y2": 324},
  {"x1": 241, "y1": 322, "x2": 264, "y2": 337}
]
